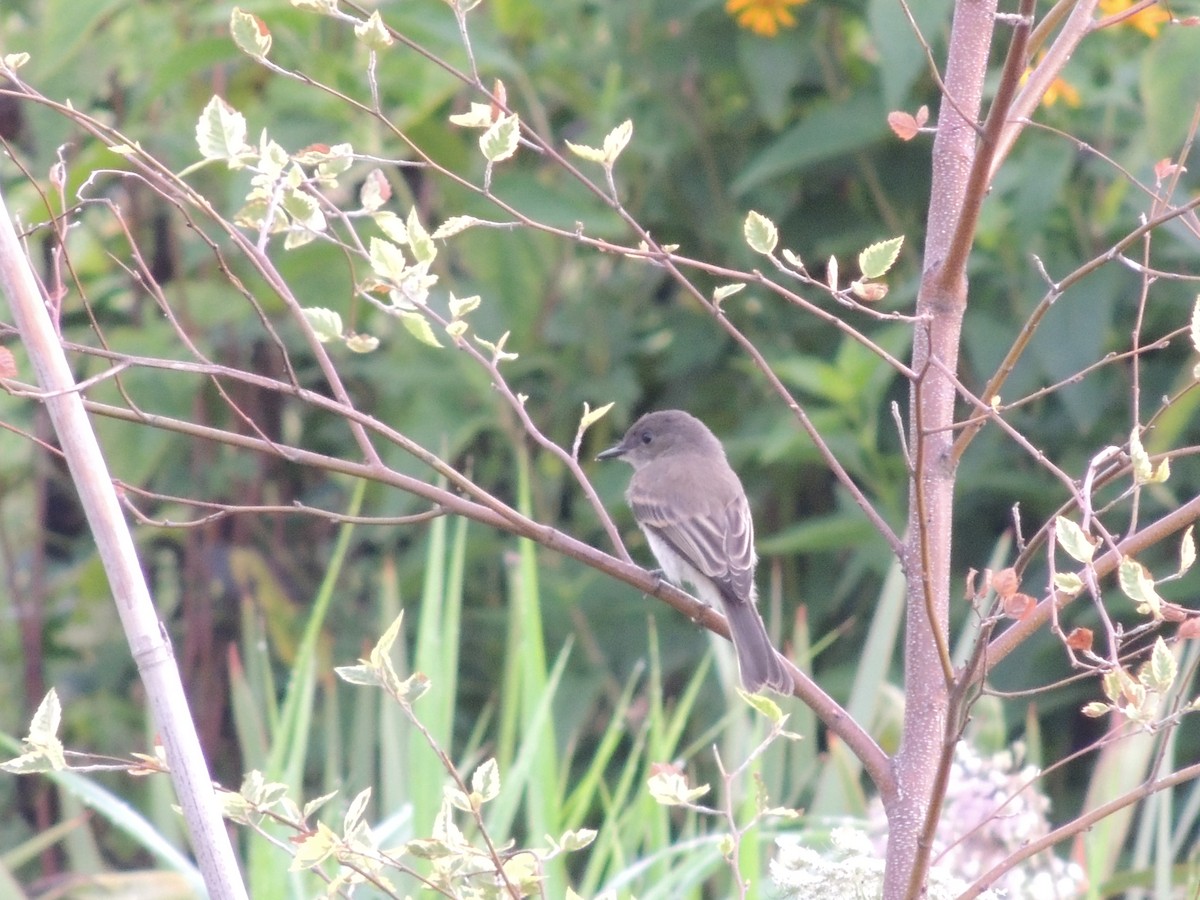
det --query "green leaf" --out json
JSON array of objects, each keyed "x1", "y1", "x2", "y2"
[
  {"x1": 858, "y1": 236, "x2": 904, "y2": 279},
  {"x1": 401, "y1": 311, "x2": 442, "y2": 348},
  {"x1": 230, "y1": 8, "x2": 271, "y2": 58},
  {"x1": 1053, "y1": 571, "x2": 1084, "y2": 595},
  {"x1": 354, "y1": 10, "x2": 394, "y2": 51},
  {"x1": 1181, "y1": 526, "x2": 1195, "y2": 576},
  {"x1": 406, "y1": 207, "x2": 436, "y2": 265},
  {"x1": 744, "y1": 210, "x2": 778, "y2": 255},
  {"x1": 713, "y1": 283, "x2": 747, "y2": 303},
  {"x1": 480, "y1": 113, "x2": 520, "y2": 163},
  {"x1": 1191, "y1": 295, "x2": 1200, "y2": 354},
  {"x1": 471, "y1": 758, "x2": 500, "y2": 803},
  {"x1": 565, "y1": 140, "x2": 606, "y2": 163},
  {"x1": 302, "y1": 307, "x2": 343, "y2": 342},
  {"x1": 1145, "y1": 636, "x2": 1176, "y2": 693},
  {"x1": 734, "y1": 93, "x2": 888, "y2": 194},
  {"x1": 578, "y1": 401, "x2": 613, "y2": 432},
  {"x1": 195, "y1": 95, "x2": 250, "y2": 163},
  {"x1": 1055, "y1": 516, "x2": 1095, "y2": 564},
  {"x1": 1141, "y1": 29, "x2": 1200, "y2": 158},
  {"x1": 602, "y1": 119, "x2": 633, "y2": 164},
  {"x1": 1119, "y1": 557, "x2": 1163, "y2": 619},
  {"x1": 432, "y1": 216, "x2": 483, "y2": 240},
  {"x1": 369, "y1": 237, "x2": 407, "y2": 282}
]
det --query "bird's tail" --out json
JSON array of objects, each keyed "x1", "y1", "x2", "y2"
[{"x1": 720, "y1": 596, "x2": 792, "y2": 694}]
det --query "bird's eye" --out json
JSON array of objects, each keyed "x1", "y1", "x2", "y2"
[{"x1": 640, "y1": 431, "x2": 652, "y2": 445}]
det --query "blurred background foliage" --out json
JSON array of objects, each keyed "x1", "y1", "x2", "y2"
[{"x1": 2, "y1": 0, "x2": 1200, "y2": 894}]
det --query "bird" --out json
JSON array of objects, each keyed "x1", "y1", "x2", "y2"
[{"x1": 597, "y1": 409, "x2": 792, "y2": 694}]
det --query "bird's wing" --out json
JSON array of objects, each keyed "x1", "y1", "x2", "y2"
[{"x1": 630, "y1": 468, "x2": 756, "y2": 602}]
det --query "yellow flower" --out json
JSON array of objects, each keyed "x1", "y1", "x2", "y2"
[
  {"x1": 1098, "y1": 0, "x2": 1169, "y2": 37},
  {"x1": 726, "y1": 0, "x2": 808, "y2": 37},
  {"x1": 1043, "y1": 76, "x2": 1081, "y2": 108}
]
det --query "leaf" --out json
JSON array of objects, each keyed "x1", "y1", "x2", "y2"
[
  {"x1": 406, "y1": 208, "x2": 436, "y2": 265},
  {"x1": 1129, "y1": 427, "x2": 1153, "y2": 483},
  {"x1": 345, "y1": 333, "x2": 379, "y2": 353},
  {"x1": 373, "y1": 211, "x2": 408, "y2": 244},
  {"x1": 303, "y1": 307, "x2": 343, "y2": 342},
  {"x1": 858, "y1": 236, "x2": 904, "y2": 279},
  {"x1": 1053, "y1": 571, "x2": 1084, "y2": 595},
  {"x1": 195, "y1": 96, "x2": 250, "y2": 163},
  {"x1": 1180, "y1": 525, "x2": 1195, "y2": 576},
  {"x1": 368, "y1": 237, "x2": 407, "y2": 282},
  {"x1": 1191, "y1": 295, "x2": 1200, "y2": 354},
  {"x1": 579, "y1": 401, "x2": 613, "y2": 432},
  {"x1": 471, "y1": 758, "x2": 500, "y2": 803},
  {"x1": 1119, "y1": 556, "x2": 1163, "y2": 619},
  {"x1": 359, "y1": 168, "x2": 391, "y2": 212},
  {"x1": 743, "y1": 210, "x2": 778, "y2": 255},
  {"x1": 354, "y1": 10, "x2": 394, "y2": 51},
  {"x1": 449, "y1": 103, "x2": 495, "y2": 128},
  {"x1": 827, "y1": 255, "x2": 839, "y2": 291},
  {"x1": 1055, "y1": 516, "x2": 1096, "y2": 563},
  {"x1": 432, "y1": 215, "x2": 483, "y2": 240},
  {"x1": 480, "y1": 113, "x2": 520, "y2": 163},
  {"x1": 713, "y1": 283, "x2": 747, "y2": 304},
  {"x1": 602, "y1": 119, "x2": 633, "y2": 163},
  {"x1": 230, "y1": 8, "x2": 272, "y2": 58},
  {"x1": 1146, "y1": 636, "x2": 1177, "y2": 693},
  {"x1": 448, "y1": 293, "x2": 481, "y2": 319},
  {"x1": 564, "y1": 140, "x2": 606, "y2": 163},
  {"x1": 400, "y1": 311, "x2": 442, "y2": 348}
]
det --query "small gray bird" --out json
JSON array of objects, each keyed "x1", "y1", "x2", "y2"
[{"x1": 598, "y1": 409, "x2": 792, "y2": 694}]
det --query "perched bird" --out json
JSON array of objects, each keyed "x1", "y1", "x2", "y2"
[{"x1": 598, "y1": 409, "x2": 792, "y2": 694}]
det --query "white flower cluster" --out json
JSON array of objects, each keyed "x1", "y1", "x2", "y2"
[
  {"x1": 771, "y1": 742, "x2": 1086, "y2": 899},
  {"x1": 771, "y1": 826, "x2": 1000, "y2": 900}
]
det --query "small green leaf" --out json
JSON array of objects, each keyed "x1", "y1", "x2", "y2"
[
  {"x1": 740, "y1": 689, "x2": 784, "y2": 722},
  {"x1": 373, "y1": 211, "x2": 407, "y2": 244},
  {"x1": 858, "y1": 235, "x2": 904, "y2": 279},
  {"x1": 1081, "y1": 701, "x2": 1111, "y2": 718},
  {"x1": 1146, "y1": 636, "x2": 1177, "y2": 693},
  {"x1": 1055, "y1": 516, "x2": 1096, "y2": 563},
  {"x1": 354, "y1": 10, "x2": 393, "y2": 50},
  {"x1": 291, "y1": 0, "x2": 339, "y2": 12},
  {"x1": 345, "y1": 333, "x2": 379, "y2": 353},
  {"x1": 1180, "y1": 526, "x2": 1195, "y2": 576},
  {"x1": 195, "y1": 95, "x2": 250, "y2": 164},
  {"x1": 3, "y1": 53, "x2": 30, "y2": 70},
  {"x1": 359, "y1": 169, "x2": 390, "y2": 212},
  {"x1": 448, "y1": 293, "x2": 481, "y2": 319},
  {"x1": 432, "y1": 216, "x2": 482, "y2": 240},
  {"x1": 713, "y1": 283, "x2": 746, "y2": 303},
  {"x1": 743, "y1": 210, "x2": 778, "y2": 255},
  {"x1": 401, "y1": 311, "x2": 442, "y2": 348},
  {"x1": 303, "y1": 307, "x2": 343, "y2": 342},
  {"x1": 1191, "y1": 295, "x2": 1200, "y2": 354},
  {"x1": 1053, "y1": 571, "x2": 1084, "y2": 595},
  {"x1": 602, "y1": 119, "x2": 633, "y2": 163},
  {"x1": 565, "y1": 140, "x2": 607, "y2": 163},
  {"x1": 579, "y1": 401, "x2": 613, "y2": 432},
  {"x1": 471, "y1": 758, "x2": 501, "y2": 803},
  {"x1": 449, "y1": 103, "x2": 495, "y2": 128},
  {"x1": 480, "y1": 113, "x2": 520, "y2": 163},
  {"x1": 1119, "y1": 556, "x2": 1163, "y2": 619},
  {"x1": 1130, "y1": 428, "x2": 1153, "y2": 484},
  {"x1": 406, "y1": 208, "x2": 435, "y2": 265},
  {"x1": 230, "y1": 8, "x2": 272, "y2": 58},
  {"x1": 369, "y1": 237, "x2": 407, "y2": 282}
]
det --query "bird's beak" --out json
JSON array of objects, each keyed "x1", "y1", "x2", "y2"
[{"x1": 595, "y1": 443, "x2": 626, "y2": 461}]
